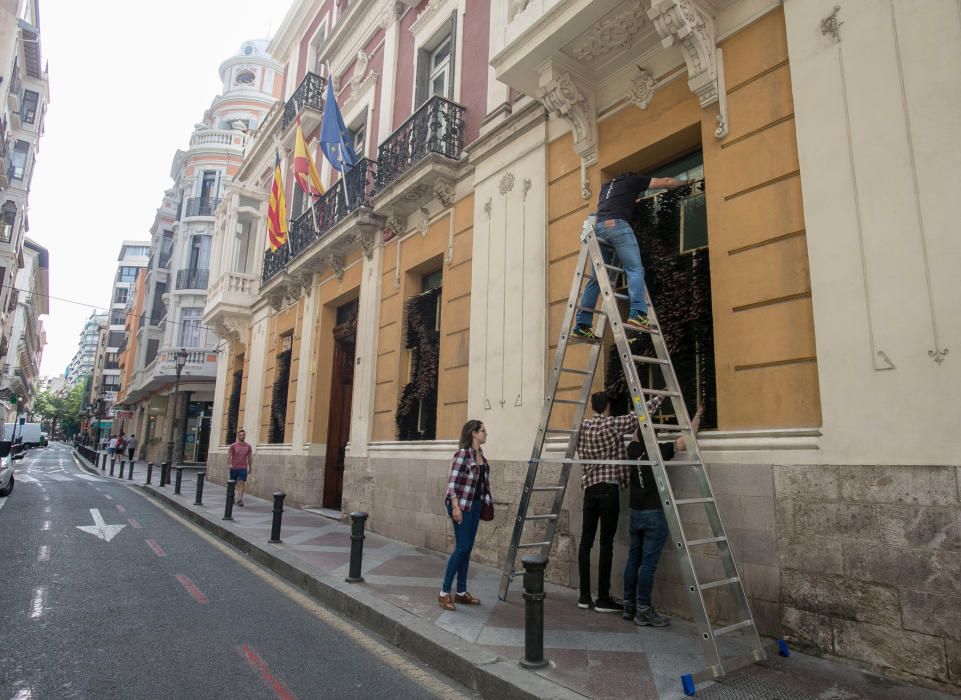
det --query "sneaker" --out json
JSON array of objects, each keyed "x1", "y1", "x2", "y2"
[
  {"x1": 622, "y1": 602, "x2": 636, "y2": 621},
  {"x1": 635, "y1": 605, "x2": 670, "y2": 627},
  {"x1": 625, "y1": 312, "x2": 658, "y2": 333},
  {"x1": 571, "y1": 324, "x2": 598, "y2": 341},
  {"x1": 578, "y1": 596, "x2": 594, "y2": 610},
  {"x1": 594, "y1": 597, "x2": 622, "y2": 613},
  {"x1": 237, "y1": 500, "x2": 244, "y2": 507}
]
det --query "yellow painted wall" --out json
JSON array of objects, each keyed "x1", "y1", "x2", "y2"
[
  {"x1": 545, "y1": 6, "x2": 820, "y2": 430},
  {"x1": 372, "y1": 195, "x2": 474, "y2": 440}
]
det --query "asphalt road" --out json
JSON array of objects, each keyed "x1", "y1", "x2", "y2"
[{"x1": 0, "y1": 443, "x2": 469, "y2": 700}]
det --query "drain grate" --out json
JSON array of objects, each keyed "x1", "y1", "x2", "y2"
[{"x1": 696, "y1": 674, "x2": 818, "y2": 699}]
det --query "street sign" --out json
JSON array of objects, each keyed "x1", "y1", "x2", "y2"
[{"x1": 76, "y1": 509, "x2": 126, "y2": 542}]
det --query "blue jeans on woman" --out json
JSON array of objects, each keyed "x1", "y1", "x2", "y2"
[
  {"x1": 442, "y1": 499, "x2": 482, "y2": 594},
  {"x1": 576, "y1": 218, "x2": 647, "y2": 328},
  {"x1": 623, "y1": 509, "x2": 669, "y2": 607}
]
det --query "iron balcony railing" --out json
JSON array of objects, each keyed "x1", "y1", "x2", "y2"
[
  {"x1": 282, "y1": 71, "x2": 326, "y2": 130},
  {"x1": 262, "y1": 159, "x2": 377, "y2": 284},
  {"x1": 184, "y1": 197, "x2": 221, "y2": 218},
  {"x1": 374, "y1": 95, "x2": 465, "y2": 192},
  {"x1": 175, "y1": 268, "x2": 210, "y2": 290}
]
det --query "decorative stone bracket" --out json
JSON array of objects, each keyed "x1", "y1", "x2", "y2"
[
  {"x1": 647, "y1": 0, "x2": 729, "y2": 138},
  {"x1": 536, "y1": 62, "x2": 597, "y2": 199},
  {"x1": 212, "y1": 314, "x2": 249, "y2": 349}
]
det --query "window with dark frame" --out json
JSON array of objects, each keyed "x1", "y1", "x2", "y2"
[
  {"x1": 396, "y1": 269, "x2": 442, "y2": 441},
  {"x1": 269, "y1": 336, "x2": 293, "y2": 444},
  {"x1": 20, "y1": 90, "x2": 39, "y2": 124},
  {"x1": 414, "y1": 12, "x2": 457, "y2": 108}
]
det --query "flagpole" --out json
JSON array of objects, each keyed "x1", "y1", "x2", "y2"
[{"x1": 341, "y1": 153, "x2": 351, "y2": 211}]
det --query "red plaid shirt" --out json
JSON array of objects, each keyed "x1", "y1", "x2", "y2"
[
  {"x1": 576, "y1": 414, "x2": 638, "y2": 490},
  {"x1": 447, "y1": 448, "x2": 493, "y2": 511}
]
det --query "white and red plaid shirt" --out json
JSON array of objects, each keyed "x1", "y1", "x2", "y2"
[
  {"x1": 576, "y1": 414, "x2": 638, "y2": 490},
  {"x1": 447, "y1": 447, "x2": 493, "y2": 511}
]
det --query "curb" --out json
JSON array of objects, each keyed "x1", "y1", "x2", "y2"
[{"x1": 141, "y1": 484, "x2": 585, "y2": 700}]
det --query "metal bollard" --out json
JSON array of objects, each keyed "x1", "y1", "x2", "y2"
[
  {"x1": 127, "y1": 459, "x2": 134, "y2": 480},
  {"x1": 100, "y1": 452, "x2": 107, "y2": 470},
  {"x1": 268, "y1": 492, "x2": 286, "y2": 543},
  {"x1": 160, "y1": 462, "x2": 170, "y2": 487},
  {"x1": 174, "y1": 467, "x2": 184, "y2": 495},
  {"x1": 519, "y1": 554, "x2": 550, "y2": 669},
  {"x1": 109, "y1": 456, "x2": 116, "y2": 477},
  {"x1": 146, "y1": 462, "x2": 154, "y2": 485},
  {"x1": 194, "y1": 471, "x2": 206, "y2": 505},
  {"x1": 224, "y1": 480, "x2": 236, "y2": 520},
  {"x1": 118, "y1": 459, "x2": 125, "y2": 478},
  {"x1": 346, "y1": 512, "x2": 368, "y2": 583}
]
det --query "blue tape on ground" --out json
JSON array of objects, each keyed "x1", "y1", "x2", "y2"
[{"x1": 681, "y1": 674, "x2": 696, "y2": 696}]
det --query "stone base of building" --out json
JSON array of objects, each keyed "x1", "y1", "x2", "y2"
[{"x1": 206, "y1": 449, "x2": 327, "y2": 507}]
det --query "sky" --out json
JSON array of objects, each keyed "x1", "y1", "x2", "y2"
[{"x1": 32, "y1": 0, "x2": 295, "y2": 376}]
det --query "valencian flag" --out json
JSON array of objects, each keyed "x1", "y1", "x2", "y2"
[
  {"x1": 267, "y1": 150, "x2": 288, "y2": 252},
  {"x1": 293, "y1": 116, "x2": 324, "y2": 197},
  {"x1": 319, "y1": 76, "x2": 357, "y2": 173}
]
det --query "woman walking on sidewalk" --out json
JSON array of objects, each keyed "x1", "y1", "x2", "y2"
[{"x1": 439, "y1": 420, "x2": 494, "y2": 611}]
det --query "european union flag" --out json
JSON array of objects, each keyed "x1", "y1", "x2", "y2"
[{"x1": 319, "y1": 77, "x2": 357, "y2": 173}]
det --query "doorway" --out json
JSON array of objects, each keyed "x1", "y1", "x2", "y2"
[{"x1": 323, "y1": 301, "x2": 357, "y2": 510}]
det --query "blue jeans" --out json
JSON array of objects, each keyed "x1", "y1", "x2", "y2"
[
  {"x1": 575, "y1": 218, "x2": 647, "y2": 328},
  {"x1": 442, "y1": 500, "x2": 482, "y2": 594},
  {"x1": 623, "y1": 509, "x2": 668, "y2": 606}
]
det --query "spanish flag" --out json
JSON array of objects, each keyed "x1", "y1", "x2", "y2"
[
  {"x1": 293, "y1": 116, "x2": 324, "y2": 197},
  {"x1": 267, "y1": 150, "x2": 288, "y2": 252}
]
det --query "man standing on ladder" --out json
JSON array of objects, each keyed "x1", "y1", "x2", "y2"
[{"x1": 572, "y1": 173, "x2": 685, "y2": 340}]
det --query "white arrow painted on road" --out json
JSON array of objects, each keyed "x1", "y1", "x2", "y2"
[{"x1": 76, "y1": 508, "x2": 126, "y2": 542}]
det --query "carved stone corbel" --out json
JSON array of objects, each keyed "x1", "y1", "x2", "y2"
[
  {"x1": 292, "y1": 269, "x2": 314, "y2": 297},
  {"x1": 433, "y1": 182, "x2": 455, "y2": 208},
  {"x1": 648, "y1": 0, "x2": 718, "y2": 108},
  {"x1": 355, "y1": 227, "x2": 380, "y2": 260},
  {"x1": 383, "y1": 213, "x2": 405, "y2": 242},
  {"x1": 628, "y1": 67, "x2": 657, "y2": 110},
  {"x1": 324, "y1": 251, "x2": 347, "y2": 281},
  {"x1": 416, "y1": 207, "x2": 430, "y2": 235},
  {"x1": 536, "y1": 62, "x2": 597, "y2": 199}
]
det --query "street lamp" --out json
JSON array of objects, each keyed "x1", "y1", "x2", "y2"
[
  {"x1": 94, "y1": 391, "x2": 106, "y2": 450},
  {"x1": 164, "y1": 348, "x2": 190, "y2": 470}
]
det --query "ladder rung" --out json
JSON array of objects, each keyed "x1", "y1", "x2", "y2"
[
  {"x1": 687, "y1": 536, "x2": 726, "y2": 547},
  {"x1": 532, "y1": 486, "x2": 565, "y2": 492},
  {"x1": 631, "y1": 355, "x2": 670, "y2": 366},
  {"x1": 712, "y1": 619, "x2": 755, "y2": 637},
  {"x1": 524, "y1": 514, "x2": 558, "y2": 522},
  {"x1": 574, "y1": 305, "x2": 607, "y2": 316},
  {"x1": 569, "y1": 335, "x2": 600, "y2": 344},
  {"x1": 643, "y1": 388, "x2": 679, "y2": 397},
  {"x1": 544, "y1": 428, "x2": 578, "y2": 435},
  {"x1": 700, "y1": 576, "x2": 740, "y2": 591},
  {"x1": 560, "y1": 367, "x2": 592, "y2": 376},
  {"x1": 552, "y1": 398, "x2": 586, "y2": 405},
  {"x1": 664, "y1": 461, "x2": 702, "y2": 467},
  {"x1": 652, "y1": 423, "x2": 691, "y2": 431},
  {"x1": 613, "y1": 292, "x2": 629, "y2": 301},
  {"x1": 624, "y1": 324, "x2": 659, "y2": 335},
  {"x1": 531, "y1": 457, "x2": 656, "y2": 466},
  {"x1": 603, "y1": 263, "x2": 624, "y2": 274},
  {"x1": 517, "y1": 541, "x2": 551, "y2": 549},
  {"x1": 675, "y1": 497, "x2": 714, "y2": 505}
]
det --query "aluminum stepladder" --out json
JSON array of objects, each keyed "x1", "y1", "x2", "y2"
[{"x1": 499, "y1": 215, "x2": 785, "y2": 695}]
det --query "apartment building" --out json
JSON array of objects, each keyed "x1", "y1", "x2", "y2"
[
  {"x1": 65, "y1": 311, "x2": 107, "y2": 389},
  {"x1": 202, "y1": 0, "x2": 961, "y2": 689},
  {"x1": 0, "y1": 236, "x2": 46, "y2": 421},
  {"x1": 119, "y1": 40, "x2": 282, "y2": 465}
]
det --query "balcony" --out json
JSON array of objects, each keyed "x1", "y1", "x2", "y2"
[
  {"x1": 371, "y1": 95, "x2": 465, "y2": 216},
  {"x1": 123, "y1": 347, "x2": 219, "y2": 404},
  {"x1": 203, "y1": 271, "x2": 259, "y2": 346},
  {"x1": 183, "y1": 197, "x2": 221, "y2": 219},
  {"x1": 175, "y1": 268, "x2": 209, "y2": 291},
  {"x1": 282, "y1": 71, "x2": 326, "y2": 131},
  {"x1": 189, "y1": 128, "x2": 248, "y2": 153},
  {"x1": 261, "y1": 158, "x2": 379, "y2": 286}
]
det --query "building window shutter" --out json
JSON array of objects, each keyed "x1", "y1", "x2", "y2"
[
  {"x1": 415, "y1": 47, "x2": 430, "y2": 109},
  {"x1": 447, "y1": 11, "x2": 457, "y2": 100}
]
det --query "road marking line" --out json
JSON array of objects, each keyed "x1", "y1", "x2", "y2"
[
  {"x1": 42, "y1": 495, "x2": 49, "y2": 502},
  {"x1": 134, "y1": 489, "x2": 467, "y2": 699},
  {"x1": 128, "y1": 518, "x2": 142, "y2": 529},
  {"x1": 37, "y1": 545, "x2": 49, "y2": 562},
  {"x1": 239, "y1": 644, "x2": 297, "y2": 700},
  {"x1": 116, "y1": 504, "x2": 127, "y2": 513},
  {"x1": 41, "y1": 520, "x2": 50, "y2": 531},
  {"x1": 30, "y1": 587, "x2": 45, "y2": 618},
  {"x1": 17, "y1": 474, "x2": 39, "y2": 483},
  {"x1": 11, "y1": 688, "x2": 33, "y2": 699},
  {"x1": 175, "y1": 574, "x2": 209, "y2": 604},
  {"x1": 104, "y1": 495, "x2": 113, "y2": 500},
  {"x1": 146, "y1": 539, "x2": 166, "y2": 557},
  {"x1": 43, "y1": 506, "x2": 51, "y2": 514}
]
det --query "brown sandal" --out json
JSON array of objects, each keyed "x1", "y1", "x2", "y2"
[
  {"x1": 438, "y1": 593, "x2": 456, "y2": 611},
  {"x1": 454, "y1": 591, "x2": 481, "y2": 605}
]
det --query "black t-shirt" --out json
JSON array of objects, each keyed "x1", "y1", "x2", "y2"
[
  {"x1": 626, "y1": 439, "x2": 675, "y2": 510},
  {"x1": 595, "y1": 173, "x2": 652, "y2": 223}
]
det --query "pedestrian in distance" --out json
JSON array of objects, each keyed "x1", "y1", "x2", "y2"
[
  {"x1": 116, "y1": 432, "x2": 126, "y2": 457},
  {"x1": 126, "y1": 434, "x2": 138, "y2": 463},
  {"x1": 107, "y1": 435, "x2": 117, "y2": 458},
  {"x1": 227, "y1": 428, "x2": 253, "y2": 506},
  {"x1": 622, "y1": 401, "x2": 704, "y2": 627},
  {"x1": 576, "y1": 391, "x2": 637, "y2": 613},
  {"x1": 572, "y1": 173, "x2": 686, "y2": 340},
  {"x1": 439, "y1": 419, "x2": 494, "y2": 611}
]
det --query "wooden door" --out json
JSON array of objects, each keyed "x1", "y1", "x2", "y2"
[{"x1": 323, "y1": 317, "x2": 356, "y2": 509}]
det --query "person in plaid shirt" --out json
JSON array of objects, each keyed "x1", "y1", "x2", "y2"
[
  {"x1": 576, "y1": 391, "x2": 639, "y2": 612},
  {"x1": 439, "y1": 420, "x2": 493, "y2": 611}
]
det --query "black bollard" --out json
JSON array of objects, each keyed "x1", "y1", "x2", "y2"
[
  {"x1": 224, "y1": 480, "x2": 236, "y2": 520},
  {"x1": 268, "y1": 492, "x2": 286, "y2": 543},
  {"x1": 146, "y1": 462, "x2": 154, "y2": 485},
  {"x1": 118, "y1": 459, "x2": 125, "y2": 478},
  {"x1": 160, "y1": 462, "x2": 170, "y2": 487},
  {"x1": 100, "y1": 452, "x2": 107, "y2": 470},
  {"x1": 174, "y1": 467, "x2": 184, "y2": 495},
  {"x1": 127, "y1": 459, "x2": 134, "y2": 480},
  {"x1": 109, "y1": 456, "x2": 116, "y2": 477},
  {"x1": 519, "y1": 554, "x2": 550, "y2": 669},
  {"x1": 194, "y1": 471, "x2": 206, "y2": 505},
  {"x1": 346, "y1": 512, "x2": 369, "y2": 583}
]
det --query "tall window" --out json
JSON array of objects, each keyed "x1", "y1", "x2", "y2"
[
  {"x1": 188, "y1": 235, "x2": 211, "y2": 271},
  {"x1": 269, "y1": 337, "x2": 293, "y2": 443},
  {"x1": 396, "y1": 269, "x2": 442, "y2": 440},
  {"x1": 9, "y1": 141, "x2": 29, "y2": 180},
  {"x1": 117, "y1": 266, "x2": 139, "y2": 283},
  {"x1": 415, "y1": 14, "x2": 457, "y2": 107},
  {"x1": 428, "y1": 37, "x2": 452, "y2": 99},
  {"x1": 200, "y1": 171, "x2": 218, "y2": 203},
  {"x1": 109, "y1": 309, "x2": 126, "y2": 326},
  {"x1": 235, "y1": 222, "x2": 251, "y2": 274},
  {"x1": 179, "y1": 308, "x2": 204, "y2": 347},
  {"x1": 20, "y1": 90, "x2": 39, "y2": 124},
  {"x1": 311, "y1": 22, "x2": 329, "y2": 74},
  {"x1": 113, "y1": 287, "x2": 129, "y2": 305},
  {"x1": 1, "y1": 201, "x2": 17, "y2": 243},
  {"x1": 225, "y1": 364, "x2": 244, "y2": 445}
]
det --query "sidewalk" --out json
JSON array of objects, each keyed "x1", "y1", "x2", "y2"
[{"x1": 74, "y1": 449, "x2": 957, "y2": 700}]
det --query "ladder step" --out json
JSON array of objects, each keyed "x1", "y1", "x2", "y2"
[
  {"x1": 560, "y1": 367, "x2": 592, "y2": 376},
  {"x1": 687, "y1": 536, "x2": 727, "y2": 547},
  {"x1": 603, "y1": 263, "x2": 624, "y2": 274},
  {"x1": 524, "y1": 514, "x2": 558, "y2": 522},
  {"x1": 532, "y1": 486, "x2": 565, "y2": 492},
  {"x1": 642, "y1": 388, "x2": 679, "y2": 397},
  {"x1": 552, "y1": 398, "x2": 587, "y2": 405},
  {"x1": 517, "y1": 541, "x2": 551, "y2": 549},
  {"x1": 712, "y1": 619, "x2": 755, "y2": 637},
  {"x1": 613, "y1": 292, "x2": 629, "y2": 301},
  {"x1": 700, "y1": 576, "x2": 740, "y2": 591},
  {"x1": 652, "y1": 423, "x2": 692, "y2": 431},
  {"x1": 544, "y1": 428, "x2": 578, "y2": 435},
  {"x1": 574, "y1": 305, "x2": 607, "y2": 316},
  {"x1": 663, "y1": 461, "x2": 702, "y2": 467},
  {"x1": 631, "y1": 354, "x2": 670, "y2": 366},
  {"x1": 531, "y1": 457, "x2": 656, "y2": 466},
  {"x1": 676, "y1": 497, "x2": 714, "y2": 505}
]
